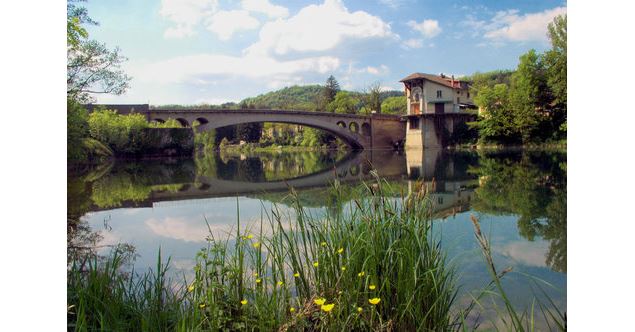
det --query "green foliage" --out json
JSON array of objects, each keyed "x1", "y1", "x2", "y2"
[
  {"x1": 472, "y1": 84, "x2": 519, "y2": 143},
  {"x1": 67, "y1": 1, "x2": 130, "y2": 103},
  {"x1": 149, "y1": 118, "x2": 183, "y2": 128},
  {"x1": 465, "y1": 70, "x2": 514, "y2": 98},
  {"x1": 68, "y1": 98, "x2": 90, "y2": 161},
  {"x1": 326, "y1": 91, "x2": 359, "y2": 114},
  {"x1": 360, "y1": 82, "x2": 382, "y2": 114},
  {"x1": 88, "y1": 110, "x2": 149, "y2": 153},
  {"x1": 545, "y1": 15, "x2": 567, "y2": 108},
  {"x1": 509, "y1": 49, "x2": 550, "y2": 143},
  {"x1": 323, "y1": 75, "x2": 341, "y2": 105},
  {"x1": 240, "y1": 85, "x2": 324, "y2": 111},
  {"x1": 380, "y1": 96, "x2": 406, "y2": 115}
]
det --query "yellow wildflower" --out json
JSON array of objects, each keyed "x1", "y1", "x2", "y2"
[
  {"x1": 341, "y1": 266, "x2": 346, "y2": 271},
  {"x1": 253, "y1": 272, "x2": 258, "y2": 277},
  {"x1": 369, "y1": 285, "x2": 376, "y2": 290},
  {"x1": 321, "y1": 303, "x2": 335, "y2": 312},
  {"x1": 357, "y1": 307, "x2": 363, "y2": 313},
  {"x1": 253, "y1": 242, "x2": 261, "y2": 248},
  {"x1": 337, "y1": 248, "x2": 344, "y2": 254},
  {"x1": 313, "y1": 261, "x2": 319, "y2": 267},
  {"x1": 293, "y1": 272, "x2": 300, "y2": 277},
  {"x1": 314, "y1": 298, "x2": 326, "y2": 306},
  {"x1": 290, "y1": 307, "x2": 296, "y2": 313},
  {"x1": 241, "y1": 299, "x2": 248, "y2": 305},
  {"x1": 199, "y1": 303, "x2": 206, "y2": 309},
  {"x1": 320, "y1": 242, "x2": 327, "y2": 247},
  {"x1": 187, "y1": 284, "x2": 195, "y2": 292},
  {"x1": 369, "y1": 298, "x2": 381, "y2": 305},
  {"x1": 358, "y1": 271, "x2": 365, "y2": 277},
  {"x1": 247, "y1": 234, "x2": 254, "y2": 239},
  {"x1": 277, "y1": 281, "x2": 284, "y2": 286},
  {"x1": 256, "y1": 278, "x2": 262, "y2": 284}
]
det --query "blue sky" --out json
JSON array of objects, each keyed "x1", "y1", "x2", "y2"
[{"x1": 83, "y1": 0, "x2": 566, "y2": 105}]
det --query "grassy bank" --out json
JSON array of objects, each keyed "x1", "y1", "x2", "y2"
[{"x1": 67, "y1": 177, "x2": 565, "y2": 331}]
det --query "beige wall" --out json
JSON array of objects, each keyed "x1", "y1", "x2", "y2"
[{"x1": 406, "y1": 79, "x2": 472, "y2": 116}]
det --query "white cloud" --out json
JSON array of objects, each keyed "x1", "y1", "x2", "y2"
[
  {"x1": 484, "y1": 6, "x2": 567, "y2": 42},
  {"x1": 245, "y1": 0, "x2": 397, "y2": 56},
  {"x1": 206, "y1": 10, "x2": 260, "y2": 40},
  {"x1": 365, "y1": 64, "x2": 389, "y2": 75},
  {"x1": 407, "y1": 19, "x2": 442, "y2": 38},
  {"x1": 402, "y1": 38, "x2": 423, "y2": 49},
  {"x1": 160, "y1": 0, "x2": 218, "y2": 38},
  {"x1": 241, "y1": 0, "x2": 289, "y2": 18},
  {"x1": 131, "y1": 53, "x2": 340, "y2": 84},
  {"x1": 145, "y1": 217, "x2": 223, "y2": 242}
]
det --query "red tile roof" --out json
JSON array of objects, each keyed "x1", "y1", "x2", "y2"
[{"x1": 399, "y1": 73, "x2": 467, "y2": 89}]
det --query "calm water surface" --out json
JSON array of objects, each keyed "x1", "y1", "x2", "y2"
[{"x1": 68, "y1": 148, "x2": 566, "y2": 327}]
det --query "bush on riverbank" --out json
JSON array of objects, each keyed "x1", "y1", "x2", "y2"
[{"x1": 87, "y1": 109, "x2": 194, "y2": 157}]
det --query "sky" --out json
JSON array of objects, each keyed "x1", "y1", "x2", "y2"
[{"x1": 82, "y1": 0, "x2": 567, "y2": 105}]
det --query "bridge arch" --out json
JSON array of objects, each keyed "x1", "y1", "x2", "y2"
[
  {"x1": 176, "y1": 118, "x2": 190, "y2": 127},
  {"x1": 185, "y1": 112, "x2": 370, "y2": 149},
  {"x1": 349, "y1": 122, "x2": 359, "y2": 133}
]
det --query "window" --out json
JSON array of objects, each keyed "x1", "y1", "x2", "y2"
[
  {"x1": 409, "y1": 118, "x2": 420, "y2": 129},
  {"x1": 437, "y1": 197, "x2": 444, "y2": 205},
  {"x1": 436, "y1": 90, "x2": 442, "y2": 98},
  {"x1": 457, "y1": 97, "x2": 460, "y2": 103},
  {"x1": 467, "y1": 91, "x2": 470, "y2": 98}
]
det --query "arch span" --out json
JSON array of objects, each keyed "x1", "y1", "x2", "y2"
[{"x1": 145, "y1": 109, "x2": 406, "y2": 150}]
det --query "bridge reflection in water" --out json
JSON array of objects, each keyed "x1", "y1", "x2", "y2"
[{"x1": 85, "y1": 149, "x2": 479, "y2": 218}]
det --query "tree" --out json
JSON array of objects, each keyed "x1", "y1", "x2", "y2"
[
  {"x1": 380, "y1": 96, "x2": 406, "y2": 115},
  {"x1": 67, "y1": 0, "x2": 131, "y2": 102},
  {"x1": 320, "y1": 75, "x2": 340, "y2": 111},
  {"x1": 472, "y1": 84, "x2": 518, "y2": 143},
  {"x1": 509, "y1": 49, "x2": 549, "y2": 143},
  {"x1": 544, "y1": 14, "x2": 567, "y2": 136},
  {"x1": 362, "y1": 82, "x2": 382, "y2": 114},
  {"x1": 327, "y1": 91, "x2": 359, "y2": 114},
  {"x1": 545, "y1": 15, "x2": 567, "y2": 107}
]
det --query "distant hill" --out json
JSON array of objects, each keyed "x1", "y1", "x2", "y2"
[
  {"x1": 240, "y1": 85, "x2": 324, "y2": 111},
  {"x1": 153, "y1": 85, "x2": 404, "y2": 111},
  {"x1": 239, "y1": 85, "x2": 404, "y2": 111}
]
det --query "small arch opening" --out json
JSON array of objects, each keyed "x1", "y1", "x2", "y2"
[
  {"x1": 176, "y1": 118, "x2": 190, "y2": 127},
  {"x1": 349, "y1": 122, "x2": 359, "y2": 133},
  {"x1": 337, "y1": 121, "x2": 346, "y2": 128},
  {"x1": 152, "y1": 118, "x2": 165, "y2": 124},
  {"x1": 196, "y1": 117, "x2": 209, "y2": 125}
]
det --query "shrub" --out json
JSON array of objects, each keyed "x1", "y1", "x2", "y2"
[{"x1": 87, "y1": 110, "x2": 149, "y2": 154}]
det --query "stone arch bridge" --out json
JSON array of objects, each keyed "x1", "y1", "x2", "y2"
[{"x1": 86, "y1": 105, "x2": 406, "y2": 150}]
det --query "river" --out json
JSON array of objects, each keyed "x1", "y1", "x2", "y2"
[{"x1": 68, "y1": 147, "x2": 566, "y2": 327}]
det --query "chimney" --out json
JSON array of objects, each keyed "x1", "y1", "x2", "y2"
[{"x1": 451, "y1": 75, "x2": 455, "y2": 87}]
